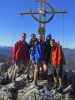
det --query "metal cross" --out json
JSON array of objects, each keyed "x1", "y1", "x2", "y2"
[{"x1": 19, "y1": 0, "x2": 67, "y2": 35}]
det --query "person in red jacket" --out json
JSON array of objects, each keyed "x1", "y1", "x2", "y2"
[
  {"x1": 51, "y1": 40, "x2": 65, "y2": 88},
  {"x1": 13, "y1": 33, "x2": 30, "y2": 77}
]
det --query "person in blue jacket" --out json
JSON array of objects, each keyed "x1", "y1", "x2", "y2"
[
  {"x1": 30, "y1": 39, "x2": 41, "y2": 64},
  {"x1": 37, "y1": 34, "x2": 48, "y2": 80},
  {"x1": 30, "y1": 35, "x2": 42, "y2": 85}
]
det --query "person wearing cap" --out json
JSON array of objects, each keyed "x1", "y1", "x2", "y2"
[
  {"x1": 45, "y1": 34, "x2": 52, "y2": 81},
  {"x1": 37, "y1": 34, "x2": 48, "y2": 80},
  {"x1": 13, "y1": 33, "x2": 30, "y2": 79},
  {"x1": 29, "y1": 33, "x2": 39, "y2": 85},
  {"x1": 45, "y1": 34, "x2": 52, "y2": 65},
  {"x1": 30, "y1": 34, "x2": 47, "y2": 85},
  {"x1": 30, "y1": 35, "x2": 41, "y2": 86},
  {"x1": 29, "y1": 33, "x2": 37, "y2": 48}
]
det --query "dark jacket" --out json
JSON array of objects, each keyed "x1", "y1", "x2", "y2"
[{"x1": 45, "y1": 41, "x2": 51, "y2": 64}]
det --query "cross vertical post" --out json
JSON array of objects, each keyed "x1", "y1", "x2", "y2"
[{"x1": 38, "y1": 0, "x2": 46, "y2": 35}]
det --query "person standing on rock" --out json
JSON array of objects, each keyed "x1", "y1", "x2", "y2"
[
  {"x1": 50, "y1": 39, "x2": 65, "y2": 89},
  {"x1": 13, "y1": 33, "x2": 30, "y2": 79}
]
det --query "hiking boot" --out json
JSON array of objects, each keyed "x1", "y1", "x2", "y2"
[
  {"x1": 57, "y1": 78, "x2": 62, "y2": 90},
  {"x1": 33, "y1": 81, "x2": 38, "y2": 87},
  {"x1": 53, "y1": 77, "x2": 58, "y2": 89},
  {"x1": 53, "y1": 83, "x2": 58, "y2": 89}
]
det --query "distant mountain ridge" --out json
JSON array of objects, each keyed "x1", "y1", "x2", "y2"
[
  {"x1": 0, "y1": 46, "x2": 11, "y2": 57},
  {"x1": 63, "y1": 48, "x2": 75, "y2": 71},
  {"x1": 0, "y1": 46, "x2": 75, "y2": 70},
  {"x1": 0, "y1": 46, "x2": 12, "y2": 62}
]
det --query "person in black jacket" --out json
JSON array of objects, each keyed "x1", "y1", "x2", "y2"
[
  {"x1": 45, "y1": 34, "x2": 52, "y2": 65},
  {"x1": 44, "y1": 34, "x2": 52, "y2": 81}
]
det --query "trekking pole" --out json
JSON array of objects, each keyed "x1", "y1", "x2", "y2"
[
  {"x1": 33, "y1": 63, "x2": 38, "y2": 85},
  {"x1": 12, "y1": 63, "x2": 17, "y2": 82}
]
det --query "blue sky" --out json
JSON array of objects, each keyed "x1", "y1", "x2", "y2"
[{"x1": 0, "y1": 0, "x2": 75, "y2": 48}]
